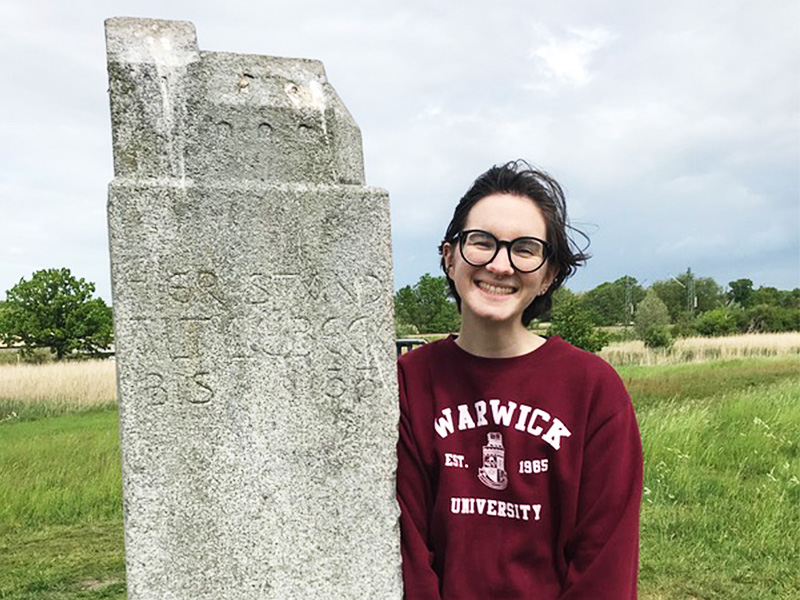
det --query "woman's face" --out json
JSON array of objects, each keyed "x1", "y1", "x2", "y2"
[{"x1": 443, "y1": 193, "x2": 554, "y2": 328}]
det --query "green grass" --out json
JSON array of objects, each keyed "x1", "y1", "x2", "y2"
[
  {"x1": 0, "y1": 523, "x2": 125, "y2": 600},
  {"x1": 0, "y1": 409, "x2": 124, "y2": 600},
  {"x1": 0, "y1": 357, "x2": 797, "y2": 599},
  {"x1": 0, "y1": 399, "x2": 118, "y2": 424},
  {"x1": 619, "y1": 355, "x2": 800, "y2": 411},
  {"x1": 633, "y1": 360, "x2": 799, "y2": 598}
]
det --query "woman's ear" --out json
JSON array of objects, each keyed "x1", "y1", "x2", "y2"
[
  {"x1": 540, "y1": 268, "x2": 556, "y2": 296},
  {"x1": 442, "y1": 243, "x2": 454, "y2": 274}
]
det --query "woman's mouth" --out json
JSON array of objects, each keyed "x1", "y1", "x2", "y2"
[{"x1": 476, "y1": 281, "x2": 516, "y2": 296}]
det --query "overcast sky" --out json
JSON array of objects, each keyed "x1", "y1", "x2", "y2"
[{"x1": 1, "y1": 0, "x2": 798, "y2": 303}]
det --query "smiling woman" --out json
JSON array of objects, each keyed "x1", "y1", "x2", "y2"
[
  {"x1": 437, "y1": 161, "x2": 589, "y2": 356},
  {"x1": 441, "y1": 193, "x2": 553, "y2": 347},
  {"x1": 396, "y1": 161, "x2": 643, "y2": 599}
]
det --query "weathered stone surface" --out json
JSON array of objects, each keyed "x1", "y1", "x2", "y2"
[{"x1": 106, "y1": 17, "x2": 401, "y2": 599}]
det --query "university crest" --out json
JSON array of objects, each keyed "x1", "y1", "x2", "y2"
[{"x1": 478, "y1": 432, "x2": 508, "y2": 490}]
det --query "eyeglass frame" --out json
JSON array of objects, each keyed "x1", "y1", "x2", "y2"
[{"x1": 452, "y1": 229, "x2": 552, "y2": 273}]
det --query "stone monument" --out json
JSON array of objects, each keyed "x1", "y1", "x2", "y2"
[{"x1": 105, "y1": 17, "x2": 401, "y2": 599}]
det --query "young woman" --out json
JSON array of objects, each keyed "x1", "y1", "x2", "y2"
[{"x1": 397, "y1": 161, "x2": 642, "y2": 599}]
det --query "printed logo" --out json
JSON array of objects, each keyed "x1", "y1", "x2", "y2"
[{"x1": 478, "y1": 432, "x2": 508, "y2": 490}]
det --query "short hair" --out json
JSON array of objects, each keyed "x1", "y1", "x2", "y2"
[{"x1": 439, "y1": 160, "x2": 589, "y2": 326}]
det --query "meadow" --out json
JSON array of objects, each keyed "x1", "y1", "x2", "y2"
[
  {"x1": 0, "y1": 334, "x2": 798, "y2": 599},
  {"x1": 600, "y1": 332, "x2": 800, "y2": 367},
  {"x1": 0, "y1": 359, "x2": 117, "y2": 421}
]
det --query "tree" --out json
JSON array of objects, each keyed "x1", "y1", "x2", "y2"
[
  {"x1": 394, "y1": 274, "x2": 460, "y2": 335},
  {"x1": 651, "y1": 269, "x2": 723, "y2": 321},
  {"x1": 727, "y1": 278, "x2": 754, "y2": 308},
  {"x1": 582, "y1": 276, "x2": 645, "y2": 326},
  {"x1": 749, "y1": 286, "x2": 800, "y2": 310},
  {"x1": 745, "y1": 303, "x2": 800, "y2": 333},
  {"x1": 749, "y1": 286, "x2": 781, "y2": 308},
  {"x1": 725, "y1": 284, "x2": 800, "y2": 333},
  {"x1": 548, "y1": 290, "x2": 609, "y2": 353},
  {"x1": 634, "y1": 289, "x2": 672, "y2": 348},
  {"x1": 394, "y1": 286, "x2": 420, "y2": 336},
  {"x1": 0, "y1": 268, "x2": 113, "y2": 359}
]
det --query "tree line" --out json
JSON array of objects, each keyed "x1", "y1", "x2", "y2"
[
  {"x1": 394, "y1": 270, "x2": 800, "y2": 351},
  {"x1": 1, "y1": 267, "x2": 797, "y2": 360}
]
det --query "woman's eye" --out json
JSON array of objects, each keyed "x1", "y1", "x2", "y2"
[
  {"x1": 513, "y1": 242, "x2": 541, "y2": 257},
  {"x1": 467, "y1": 234, "x2": 495, "y2": 249}
]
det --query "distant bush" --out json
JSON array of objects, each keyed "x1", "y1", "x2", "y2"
[
  {"x1": 604, "y1": 327, "x2": 639, "y2": 344},
  {"x1": 635, "y1": 290, "x2": 673, "y2": 348},
  {"x1": 643, "y1": 327, "x2": 673, "y2": 349},
  {"x1": 395, "y1": 321, "x2": 420, "y2": 338},
  {"x1": 745, "y1": 304, "x2": 800, "y2": 333},
  {"x1": 549, "y1": 294, "x2": 609, "y2": 353},
  {"x1": 0, "y1": 347, "x2": 55, "y2": 365},
  {"x1": 694, "y1": 307, "x2": 743, "y2": 336}
]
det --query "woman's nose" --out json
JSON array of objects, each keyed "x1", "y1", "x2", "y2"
[{"x1": 485, "y1": 247, "x2": 515, "y2": 275}]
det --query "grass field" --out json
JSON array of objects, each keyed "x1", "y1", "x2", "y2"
[
  {"x1": 0, "y1": 409, "x2": 125, "y2": 600},
  {"x1": 0, "y1": 351, "x2": 798, "y2": 599},
  {"x1": 629, "y1": 358, "x2": 799, "y2": 598},
  {"x1": 0, "y1": 359, "x2": 117, "y2": 422},
  {"x1": 601, "y1": 331, "x2": 800, "y2": 366}
]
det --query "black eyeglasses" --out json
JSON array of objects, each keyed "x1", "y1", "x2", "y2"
[{"x1": 454, "y1": 229, "x2": 551, "y2": 273}]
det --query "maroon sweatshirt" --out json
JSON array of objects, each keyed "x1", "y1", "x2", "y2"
[{"x1": 397, "y1": 335, "x2": 642, "y2": 599}]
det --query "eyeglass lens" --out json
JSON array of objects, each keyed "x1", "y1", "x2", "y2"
[{"x1": 460, "y1": 230, "x2": 547, "y2": 272}]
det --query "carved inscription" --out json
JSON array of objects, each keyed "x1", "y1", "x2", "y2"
[
  {"x1": 185, "y1": 371, "x2": 213, "y2": 404},
  {"x1": 161, "y1": 267, "x2": 385, "y2": 315},
  {"x1": 168, "y1": 270, "x2": 226, "y2": 307},
  {"x1": 247, "y1": 271, "x2": 382, "y2": 310},
  {"x1": 168, "y1": 317, "x2": 212, "y2": 359},
  {"x1": 144, "y1": 372, "x2": 167, "y2": 405},
  {"x1": 249, "y1": 273, "x2": 270, "y2": 304},
  {"x1": 216, "y1": 121, "x2": 233, "y2": 137},
  {"x1": 122, "y1": 262, "x2": 389, "y2": 409},
  {"x1": 323, "y1": 366, "x2": 381, "y2": 401},
  {"x1": 258, "y1": 123, "x2": 273, "y2": 137},
  {"x1": 138, "y1": 369, "x2": 214, "y2": 406}
]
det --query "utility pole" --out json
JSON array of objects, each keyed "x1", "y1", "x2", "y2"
[
  {"x1": 624, "y1": 277, "x2": 632, "y2": 328},
  {"x1": 687, "y1": 268, "x2": 696, "y2": 317}
]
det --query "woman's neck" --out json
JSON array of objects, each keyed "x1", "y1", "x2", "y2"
[{"x1": 455, "y1": 317, "x2": 546, "y2": 358}]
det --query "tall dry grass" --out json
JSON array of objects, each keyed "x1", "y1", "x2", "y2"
[
  {"x1": 600, "y1": 332, "x2": 800, "y2": 367},
  {"x1": 0, "y1": 359, "x2": 117, "y2": 405}
]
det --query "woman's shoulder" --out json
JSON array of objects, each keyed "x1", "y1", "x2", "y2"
[
  {"x1": 398, "y1": 336, "x2": 454, "y2": 371},
  {"x1": 546, "y1": 334, "x2": 609, "y2": 364},
  {"x1": 545, "y1": 336, "x2": 627, "y2": 387}
]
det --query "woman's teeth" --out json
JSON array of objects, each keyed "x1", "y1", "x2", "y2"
[{"x1": 478, "y1": 281, "x2": 515, "y2": 295}]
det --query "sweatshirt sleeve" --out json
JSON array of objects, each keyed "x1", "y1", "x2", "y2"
[
  {"x1": 559, "y1": 391, "x2": 643, "y2": 599},
  {"x1": 396, "y1": 361, "x2": 443, "y2": 600}
]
